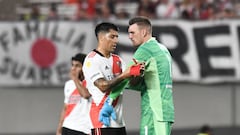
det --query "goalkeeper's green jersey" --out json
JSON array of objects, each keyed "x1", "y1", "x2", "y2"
[{"x1": 129, "y1": 37, "x2": 174, "y2": 122}]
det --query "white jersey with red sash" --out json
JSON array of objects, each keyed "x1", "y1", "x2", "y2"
[
  {"x1": 83, "y1": 50, "x2": 126, "y2": 128},
  {"x1": 62, "y1": 80, "x2": 91, "y2": 134}
]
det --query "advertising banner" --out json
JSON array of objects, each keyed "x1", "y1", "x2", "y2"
[{"x1": 0, "y1": 20, "x2": 240, "y2": 86}]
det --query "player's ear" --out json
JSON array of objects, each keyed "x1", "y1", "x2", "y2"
[
  {"x1": 140, "y1": 29, "x2": 144, "y2": 37},
  {"x1": 98, "y1": 33, "x2": 105, "y2": 42},
  {"x1": 142, "y1": 29, "x2": 147, "y2": 37}
]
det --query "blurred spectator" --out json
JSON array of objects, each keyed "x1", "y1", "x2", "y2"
[
  {"x1": 72, "y1": 0, "x2": 97, "y2": 21},
  {"x1": 155, "y1": 0, "x2": 181, "y2": 19},
  {"x1": 215, "y1": 0, "x2": 237, "y2": 19},
  {"x1": 116, "y1": 8, "x2": 129, "y2": 19},
  {"x1": 47, "y1": 4, "x2": 59, "y2": 20},
  {"x1": 191, "y1": 0, "x2": 210, "y2": 20},
  {"x1": 24, "y1": 4, "x2": 45, "y2": 21},
  {"x1": 179, "y1": 0, "x2": 194, "y2": 19},
  {"x1": 114, "y1": 0, "x2": 138, "y2": 19},
  {"x1": 197, "y1": 124, "x2": 213, "y2": 135},
  {"x1": 15, "y1": 0, "x2": 240, "y2": 21},
  {"x1": 107, "y1": 0, "x2": 116, "y2": 15},
  {"x1": 199, "y1": 3, "x2": 216, "y2": 20},
  {"x1": 96, "y1": 2, "x2": 116, "y2": 21},
  {"x1": 64, "y1": 0, "x2": 78, "y2": 4},
  {"x1": 137, "y1": 0, "x2": 156, "y2": 18},
  {"x1": 220, "y1": 6, "x2": 236, "y2": 19},
  {"x1": 235, "y1": 2, "x2": 240, "y2": 17}
]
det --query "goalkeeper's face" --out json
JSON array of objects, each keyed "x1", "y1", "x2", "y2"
[{"x1": 128, "y1": 24, "x2": 144, "y2": 47}]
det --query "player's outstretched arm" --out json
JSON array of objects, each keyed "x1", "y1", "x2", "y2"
[
  {"x1": 98, "y1": 61, "x2": 145, "y2": 126},
  {"x1": 110, "y1": 58, "x2": 145, "y2": 98},
  {"x1": 94, "y1": 62, "x2": 145, "y2": 93}
]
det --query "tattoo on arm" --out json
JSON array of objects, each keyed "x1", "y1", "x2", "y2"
[{"x1": 94, "y1": 76, "x2": 124, "y2": 92}]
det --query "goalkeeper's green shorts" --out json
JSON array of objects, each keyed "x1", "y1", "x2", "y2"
[{"x1": 140, "y1": 113, "x2": 173, "y2": 135}]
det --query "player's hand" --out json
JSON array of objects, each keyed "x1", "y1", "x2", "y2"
[
  {"x1": 99, "y1": 97, "x2": 117, "y2": 127},
  {"x1": 69, "y1": 68, "x2": 80, "y2": 81},
  {"x1": 56, "y1": 127, "x2": 62, "y2": 135},
  {"x1": 130, "y1": 58, "x2": 145, "y2": 77},
  {"x1": 121, "y1": 59, "x2": 145, "y2": 78}
]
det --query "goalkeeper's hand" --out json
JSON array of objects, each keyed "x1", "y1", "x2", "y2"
[{"x1": 99, "y1": 97, "x2": 116, "y2": 127}]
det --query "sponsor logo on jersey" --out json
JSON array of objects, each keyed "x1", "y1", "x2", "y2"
[{"x1": 105, "y1": 65, "x2": 110, "y2": 70}]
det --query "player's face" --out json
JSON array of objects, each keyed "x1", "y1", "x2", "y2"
[
  {"x1": 71, "y1": 60, "x2": 83, "y2": 79},
  {"x1": 103, "y1": 29, "x2": 119, "y2": 53},
  {"x1": 128, "y1": 24, "x2": 144, "y2": 47}
]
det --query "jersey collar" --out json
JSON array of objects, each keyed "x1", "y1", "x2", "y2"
[
  {"x1": 93, "y1": 49, "x2": 105, "y2": 57},
  {"x1": 141, "y1": 37, "x2": 156, "y2": 46}
]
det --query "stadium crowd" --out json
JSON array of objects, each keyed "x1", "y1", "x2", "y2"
[{"x1": 18, "y1": 0, "x2": 240, "y2": 21}]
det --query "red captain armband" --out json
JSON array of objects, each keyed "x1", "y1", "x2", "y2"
[{"x1": 130, "y1": 64, "x2": 142, "y2": 76}]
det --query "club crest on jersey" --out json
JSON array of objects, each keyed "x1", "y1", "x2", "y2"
[{"x1": 86, "y1": 61, "x2": 91, "y2": 68}]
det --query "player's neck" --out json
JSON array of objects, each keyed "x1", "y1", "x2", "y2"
[
  {"x1": 96, "y1": 47, "x2": 110, "y2": 58},
  {"x1": 143, "y1": 35, "x2": 152, "y2": 43}
]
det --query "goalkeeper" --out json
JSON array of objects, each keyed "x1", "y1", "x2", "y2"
[{"x1": 99, "y1": 16, "x2": 175, "y2": 135}]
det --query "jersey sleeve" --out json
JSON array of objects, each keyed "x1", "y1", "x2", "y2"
[
  {"x1": 64, "y1": 81, "x2": 69, "y2": 104},
  {"x1": 109, "y1": 79, "x2": 129, "y2": 100},
  {"x1": 83, "y1": 56, "x2": 104, "y2": 83},
  {"x1": 132, "y1": 46, "x2": 152, "y2": 65},
  {"x1": 126, "y1": 77, "x2": 145, "y2": 91},
  {"x1": 126, "y1": 46, "x2": 151, "y2": 91}
]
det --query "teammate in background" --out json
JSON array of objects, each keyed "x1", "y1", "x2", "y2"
[
  {"x1": 100, "y1": 16, "x2": 175, "y2": 135},
  {"x1": 82, "y1": 22, "x2": 144, "y2": 135},
  {"x1": 56, "y1": 53, "x2": 91, "y2": 135}
]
